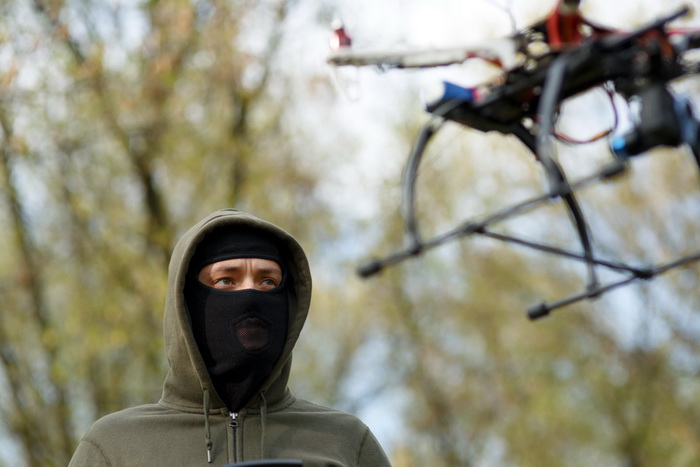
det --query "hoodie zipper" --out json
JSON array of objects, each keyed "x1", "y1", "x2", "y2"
[{"x1": 229, "y1": 412, "x2": 239, "y2": 462}]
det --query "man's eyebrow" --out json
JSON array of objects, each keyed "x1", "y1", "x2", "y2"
[
  {"x1": 210, "y1": 264, "x2": 242, "y2": 273},
  {"x1": 255, "y1": 266, "x2": 282, "y2": 275}
]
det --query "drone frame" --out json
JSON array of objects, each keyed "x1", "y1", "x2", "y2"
[{"x1": 329, "y1": 3, "x2": 700, "y2": 319}]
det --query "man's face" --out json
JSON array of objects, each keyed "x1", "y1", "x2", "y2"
[
  {"x1": 187, "y1": 253, "x2": 289, "y2": 411},
  {"x1": 197, "y1": 258, "x2": 283, "y2": 291}
]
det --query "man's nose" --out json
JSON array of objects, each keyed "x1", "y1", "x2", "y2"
[{"x1": 238, "y1": 275, "x2": 256, "y2": 290}]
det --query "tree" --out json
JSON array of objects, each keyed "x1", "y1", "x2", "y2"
[{"x1": 0, "y1": 1, "x2": 341, "y2": 465}]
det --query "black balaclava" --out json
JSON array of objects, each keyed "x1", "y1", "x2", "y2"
[{"x1": 184, "y1": 225, "x2": 289, "y2": 412}]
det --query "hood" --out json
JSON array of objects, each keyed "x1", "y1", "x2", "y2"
[{"x1": 159, "y1": 209, "x2": 312, "y2": 412}]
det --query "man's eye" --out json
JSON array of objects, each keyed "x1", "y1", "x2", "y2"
[
  {"x1": 261, "y1": 278, "x2": 278, "y2": 287},
  {"x1": 214, "y1": 277, "x2": 233, "y2": 286}
]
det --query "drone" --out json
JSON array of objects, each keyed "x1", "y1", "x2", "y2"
[{"x1": 327, "y1": 0, "x2": 700, "y2": 319}]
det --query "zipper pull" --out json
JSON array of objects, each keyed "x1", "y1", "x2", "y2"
[{"x1": 229, "y1": 411, "x2": 239, "y2": 428}]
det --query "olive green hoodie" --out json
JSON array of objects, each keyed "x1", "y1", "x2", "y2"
[{"x1": 69, "y1": 209, "x2": 391, "y2": 466}]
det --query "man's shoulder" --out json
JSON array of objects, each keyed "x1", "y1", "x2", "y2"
[
  {"x1": 266, "y1": 397, "x2": 390, "y2": 464},
  {"x1": 287, "y1": 397, "x2": 355, "y2": 414},
  {"x1": 278, "y1": 397, "x2": 370, "y2": 428},
  {"x1": 84, "y1": 403, "x2": 171, "y2": 434},
  {"x1": 71, "y1": 403, "x2": 211, "y2": 466}
]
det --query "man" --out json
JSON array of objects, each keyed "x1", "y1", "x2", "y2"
[{"x1": 69, "y1": 209, "x2": 391, "y2": 466}]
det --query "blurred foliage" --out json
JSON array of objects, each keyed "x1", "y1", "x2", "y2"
[
  {"x1": 0, "y1": 1, "x2": 336, "y2": 465},
  {"x1": 1, "y1": 1, "x2": 700, "y2": 467}
]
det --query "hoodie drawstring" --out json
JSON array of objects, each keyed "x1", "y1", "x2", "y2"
[
  {"x1": 202, "y1": 388, "x2": 269, "y2": 462},
  {"x1": 203, "y1": 388, "x2": 213, "y2": 463},
  {"x1": 259, "y1": 391, "x2": 268, "y2": 459}
]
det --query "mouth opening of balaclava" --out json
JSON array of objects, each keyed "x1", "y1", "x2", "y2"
[{"x1": 184, "y1": 225, "x2": 289, "y2": 412}]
